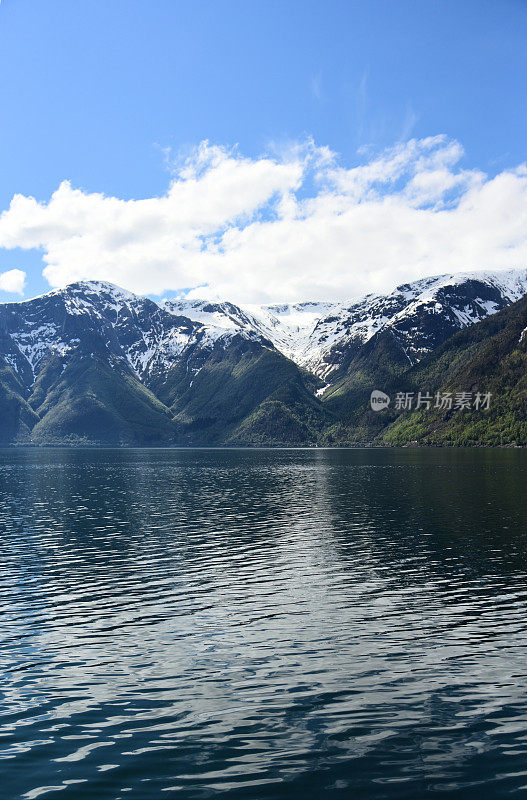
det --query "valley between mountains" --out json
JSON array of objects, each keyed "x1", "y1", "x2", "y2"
[{"x1": 0, "y1": 268, "x2": 526, "y2": 447}]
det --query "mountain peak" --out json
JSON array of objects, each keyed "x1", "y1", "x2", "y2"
[{"x1": 59, "y1": 280, "x2": 139, "y2": 301}]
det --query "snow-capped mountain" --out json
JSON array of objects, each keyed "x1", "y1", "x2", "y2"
[
  {"x1": 165, "y1": 268, "x2": 527, "y2": 382},
  {"x1": 164, "y1": 298, "x2": 338, "y2": 369},
  {"x1": 0, "y1": 268, "x2": 526, "y2": 447},
  {"x1": 0, "y1": 281, "x2": 267, "y2": 391},
  {"x1": 1, "y1": 268, "x2": 526, "y2": 394},
  {"x1": 300, "y1": 268, "x2": 527, "y2": 381}
]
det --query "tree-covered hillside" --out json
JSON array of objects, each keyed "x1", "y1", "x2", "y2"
[{"x1": 376, "y1": 296, "x2": 527, "y2": 446}]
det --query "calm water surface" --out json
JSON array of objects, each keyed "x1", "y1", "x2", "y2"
[{"x1": 1, "y1": 447, "x2": 527, "y2": 799}]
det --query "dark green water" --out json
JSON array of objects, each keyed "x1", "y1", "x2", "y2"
[{"x1": 1, "y1": 448, "x2": 527, "y2": 800}]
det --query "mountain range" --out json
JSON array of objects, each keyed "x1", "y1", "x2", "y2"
[{"x1": 0, "y1": 268, "x2": 526, "y2": 446}]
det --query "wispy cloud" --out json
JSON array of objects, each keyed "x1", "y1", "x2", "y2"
[
  {"x1": 355, "y1": 70, "x2": 369, "y2": 145},
  {"x1": 310, "y1": 72, "x2": 323, "y2": 101},
  {"x1": 400, "y1": 103, "x2": 419, "y2": 142},
  {"x1": 0, "y1": 136, "x2": 526, "y2": 303}
]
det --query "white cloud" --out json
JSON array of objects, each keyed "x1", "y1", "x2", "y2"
[
  {"x1": 0, "y1": 269, "x2": 26, "y2": 295},
  {"x1": 0, "y1": 136, "x2": 526, "y2": 302}
]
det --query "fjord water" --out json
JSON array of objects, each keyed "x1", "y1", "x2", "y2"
[{"x1": 1, "y1": 449, "x2": 527, "y2": 800}]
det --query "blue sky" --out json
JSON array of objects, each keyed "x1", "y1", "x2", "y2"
[{"x1": 1, "y1": 0, "x2": 527, "y2": 302}]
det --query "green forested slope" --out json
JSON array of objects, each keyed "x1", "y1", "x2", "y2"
[
  {"x1": 28, "y1": 352, "x2": 178, "y2": 446},
  {"x1": 377, "y1": 296, "x2": 527, "y2": 446},
  {"x1": 155, "y1": 336, "x2": 332, "y2": 445},
  {"x1": 0, "y1": 357, "x2": 40, "y2": 444}
]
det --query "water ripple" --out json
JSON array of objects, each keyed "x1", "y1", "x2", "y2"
[{"x1": 0, "y1": 447, "x2": 526, "y2": 799}]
